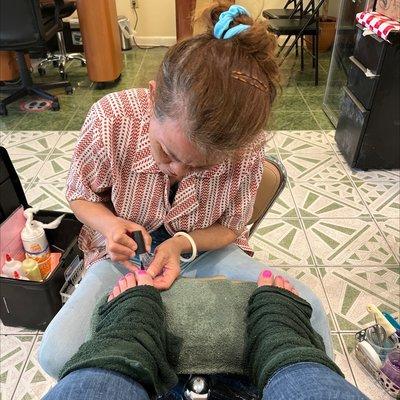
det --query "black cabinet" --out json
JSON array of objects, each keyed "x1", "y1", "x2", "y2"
[{"x1": 335, "y1": 26, "x2": 400, "y2": 170}]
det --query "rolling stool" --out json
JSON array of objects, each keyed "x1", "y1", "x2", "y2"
[{"x1": 38, "y1": 1, "x2": 86, "y2": 79}]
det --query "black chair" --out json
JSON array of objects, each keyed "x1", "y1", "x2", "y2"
[
  {"x1": 266, "y1": 0, "x2": 326, "y2": 86},
  {"x1": 263, "y1": 0, "x2": 302, "y2": 19},
  {"x1": 0, "y1": 0, "x2": 73, "y2": 116},
  {"x1": 38, "y1": 1, "x2": 86, "y2": 79}
]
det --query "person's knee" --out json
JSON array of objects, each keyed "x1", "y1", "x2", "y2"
[{"x1": 38, "y1": 339, "x2": 64, "y2": 379}]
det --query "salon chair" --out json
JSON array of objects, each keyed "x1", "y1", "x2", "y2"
[{"x1": 38, "y1": 0, "x2": 86, "y2": 79}]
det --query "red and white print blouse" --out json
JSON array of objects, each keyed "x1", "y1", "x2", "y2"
[{"x1": 66, "y1": 88, "x2": 264, "y2": 267}]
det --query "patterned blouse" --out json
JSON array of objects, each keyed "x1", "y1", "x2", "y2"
[{"x1": 66, "y1": 88, "x2": 264, "y2": 267}]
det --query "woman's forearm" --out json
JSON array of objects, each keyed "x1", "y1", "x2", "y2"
[
  {"x1": 69, "y1": 199, "x2": 116, "y2": 237},
  {"x1": 171, "y1": 223, "x2": 239, "y2": 253}
]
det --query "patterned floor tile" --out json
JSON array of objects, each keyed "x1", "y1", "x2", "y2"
[
  {"x1": 33, "y1": 152, "x2": 72, "y2": 184},
  {"x1": 331, "y1": 333, "x2": 356, "y2": 386},
  {"x1": 250, "y1": 218, "x2": 314, "y2": 266},
  {"x1": 354, "y1": 181, "x2": 400, "y2": 219},
  {"x1": 26, "y1": 183, "x2": 70, "y2": 212},
  {"x1": 279, "y1": 152, "x2": 348, "y2": 182},
  {"x1": 2, "y1": 131, "x2": 60, "y2": 156},
  {"x1": 290, "y1": 181, "x2": 370, "y2": 219},
  {"x1": 376, "y1": 219, "x2": 400, "y2": 262},
  {"x1": 12, "y1": 336, "x2": 56, "y2": 400},
  {"x1": 337, "y1": 154, "x2": 400, "y2": 182},
  {"x1": 0, "y1": 130, "x2": 9, "y2": 145},
  {"x1": 304, "y1": 219, "x2": 398, "y2": 266},
  {"x1": 265, "y1": 184, "x2": 298, "y2": 219},
  {"x1": 340, "y1": 333, "x2": 393, "y2": 400},
  {"x1": 319, "y1": 267, "x2": 399, "y2": 331},
  {"x1": 0, "y1": 334, "x2": 36, "y2": 400},
  {"x1": 6, "y1": 153, "x2": 46, "y2": 184},
  {"x1": 274, "y1": 130, "x2": 332, "y2": 153},
  {"x1": 0, "y1": 321, "x2": 37, "y2": 335}
]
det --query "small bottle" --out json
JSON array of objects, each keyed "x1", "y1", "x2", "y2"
[
  {"x1": 1, "y1": 254, "x2": 23, "y2": 279},
  {"x1": 21, "y1": 258, "x2": 42, "y2": 282}
]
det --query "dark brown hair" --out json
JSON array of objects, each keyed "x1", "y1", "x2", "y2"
[{"x1": 153, "y1": 1, "x2": 279, "y2": 154}]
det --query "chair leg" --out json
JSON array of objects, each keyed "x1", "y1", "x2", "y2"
[
  {"x1": 30, "y1": 87, "x2": 58, "y2": 103},
  {"x1": 301, "y1": 35, "x2": 304, "y2": 71},
  {"x1": 315, "y1": 33, "x2": 319, "y2": 86},
  {"x1": 36, "y1": 81, "x2": 70, "y2": 91},
  {"x1": 0, "y1": 87, "x2": 29, "y2": 106},
  {"x1": 312, "y1": 36, "x2": 316, "y2": 68},
  {"x1": 295, "y1": 39, "x2": 298, "y2": 57}
]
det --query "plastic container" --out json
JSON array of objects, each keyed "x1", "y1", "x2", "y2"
[
  {"x1": 1, "y1": 254, "x2": 23, "y2": 278},
  {"x1": 0, "y1": 147, "x2": 83, "y2": 329},
  {"x1": 21, "y1": 258, "x2": 42, "y2": 282}
]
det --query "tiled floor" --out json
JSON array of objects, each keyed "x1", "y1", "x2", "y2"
[{"x1": 1, "y1": 48, "x2": 399, "y2": 400}]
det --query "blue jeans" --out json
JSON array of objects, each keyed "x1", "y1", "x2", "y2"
[
  {"x1": 39, "y1": 243, "x2": 333, "y2": 378},
  {"x1": 43, "y1": 363, "x2": 369, "y2": 400}
]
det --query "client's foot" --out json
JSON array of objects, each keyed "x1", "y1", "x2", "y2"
[
  {"x1": 108, "y1": 270, "x2": 154, "y2": 302},
  {"x1": 257, "y1": 270, "x2": 299, "y2": 297}
]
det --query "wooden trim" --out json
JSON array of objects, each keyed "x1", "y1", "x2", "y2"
[{"x1": 175, "y1": 0, "x2": 196, "y2": 41}]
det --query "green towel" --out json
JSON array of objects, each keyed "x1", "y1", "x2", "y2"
[
  {"x1": 245, "y1": 286, "x2": 344, "y2": 393},
  {"x1": 59, "y1": 285, "x2": 178, "y2": 396}
]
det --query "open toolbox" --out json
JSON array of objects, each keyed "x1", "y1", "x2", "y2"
[{"x1": 0, "y1": 146, "x2": 83, "y2": 330}]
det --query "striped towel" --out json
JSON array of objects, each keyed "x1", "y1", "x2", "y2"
[{"x1": 356, "y1": 11, "x2": 400, "y2": 42}]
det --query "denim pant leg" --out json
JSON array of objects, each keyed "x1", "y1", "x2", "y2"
[
  {"x1": 180, "y1": 244, "x2": 333, "y2": 359},
  {"x1": 43, "y1": 368, "x2": 149, "y2": 400},
  {"x1": 262, "y1": 362, "x2": 369, "y2": 400},
  {"x1": 38, "y1": 259, "x2": 131, "y2": 378}
]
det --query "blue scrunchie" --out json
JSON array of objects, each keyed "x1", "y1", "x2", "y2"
[{"x1": 213, "y1": 5, "x2": 251, "y2": 40}]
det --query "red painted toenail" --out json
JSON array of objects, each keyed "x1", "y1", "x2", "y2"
[
  {"x1": 137, "y1": 270, "x2": 147, "y2": 275},
  {"x1": 262, "y1": 270, "x2": 272, "y2": 278}
]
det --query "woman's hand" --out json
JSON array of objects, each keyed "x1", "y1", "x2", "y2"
[
  {"x1": 147, "y1": 237, "x2": 183, "y2": 290},
  {"x1": 105, "y1": 217, "x2": 152, "y2": 269}
]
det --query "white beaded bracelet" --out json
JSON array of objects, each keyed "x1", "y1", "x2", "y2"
[{"x1": 174, "y1": 231, "x2": 198, "y2": 263}]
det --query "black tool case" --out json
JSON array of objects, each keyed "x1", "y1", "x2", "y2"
[{"x1": 0, "y1": 146, "x2": 83, "y2": 330}]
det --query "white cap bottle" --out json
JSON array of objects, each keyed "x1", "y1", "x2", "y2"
[{"x1": 1, "y1": 254, "x2": 23, "y2": 279}]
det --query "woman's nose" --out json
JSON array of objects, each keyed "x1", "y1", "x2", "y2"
[{"x1": 170, "y1": 162, "x2": 190, "y2": 177}]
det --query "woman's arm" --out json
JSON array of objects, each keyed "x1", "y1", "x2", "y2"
[
  {"x1": 147, "y1": 223, "x2": 239, "y2": 290},
  {"x1": 172, "y1": 223, "x2": 238, "y2": 253},
  {"x1": 70, "y1": 199, "x2": 152, "y2": 263}
]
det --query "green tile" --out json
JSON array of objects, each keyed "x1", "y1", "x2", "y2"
[
  {"x1": 16, "y1": 110, "x2": 75, "y2": 131},
  {"x1": 297, "y1": 85, "x2": 327, "y2": 97},
  {"x1": 57, "y1": 95, "x2": 82, "y2": 112},
  {"x1": 65, "y1": 109, "x2": 87, "y2": 131},
  {"x1": 273, "y1": 94, "x2": 309, "y2": 112},
  {"x1": 313, "y1": 110, "x2": 335, "y2": 129},
  {"x1": 303, "y1": 94, "x2": 325, "y2": 111},
  {"x1": 0, "y1": 111, "x2": 26, "y2": 130},
  {"x1": 267, "y1": 111, "x2": 320, "y2": 130}
]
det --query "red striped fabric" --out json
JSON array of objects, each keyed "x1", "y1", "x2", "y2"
[
  {"x1": 66, "y1": 88, "x2": 265, "y2": 267},
  {"x1": 356, "y1": 11, "x2": 400, "y2": 41}
]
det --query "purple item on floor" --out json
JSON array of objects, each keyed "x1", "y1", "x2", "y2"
[{"x1": 381, "y1": 349, "x2": 400, "y2": 388}]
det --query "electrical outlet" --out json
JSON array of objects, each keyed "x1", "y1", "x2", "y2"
[{"x1": 131, "y1": 0, "x2": 138, "y2": 8}]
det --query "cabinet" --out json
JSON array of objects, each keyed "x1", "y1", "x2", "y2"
[{"x1": 335, "y1": 25, "x2": 400, "y2": 170}]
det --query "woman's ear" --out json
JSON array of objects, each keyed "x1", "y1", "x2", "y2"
[{"x1": 149, "y1": 80, "x2": 157, "y2": 104}]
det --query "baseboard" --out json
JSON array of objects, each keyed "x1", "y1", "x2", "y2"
[{"x1": 133, "y1": 36, "x2": 177, "y2": 47}]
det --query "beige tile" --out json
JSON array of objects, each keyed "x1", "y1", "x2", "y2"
[
  {"x1": 319, "y1": 267, "x2": 399, "y2": 331},
  {"x1": 304, "y1": 219, "x2": 398, "y2": 266},
  {"x1": 0, "y1": 334, "x2": 36, "y2": 400},
  {"x1": 376, "y1": 219, "x2": 400, "y2": 263},
  {"x1": 250, "y1": 218, "x2": 314, "y2": 266},
  {"x1": 12, "y1": 335, "x2": 56, "y2": 400}
]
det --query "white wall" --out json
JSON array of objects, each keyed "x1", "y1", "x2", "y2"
[{"x1": 110, "y1": 0, "x2": 339, "y2": 46}]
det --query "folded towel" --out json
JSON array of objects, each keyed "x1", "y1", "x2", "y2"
[
  {"x1": 245, "y1": 286, "x2": 343, "y2": 393},
  {"x1": 59, "y1": 285, "x2": 178, "y2": 396}
]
